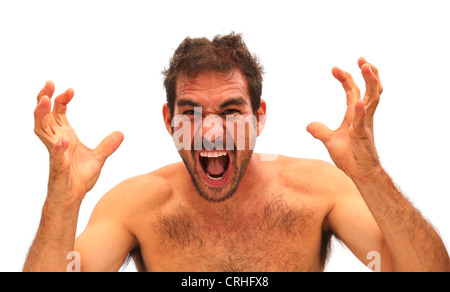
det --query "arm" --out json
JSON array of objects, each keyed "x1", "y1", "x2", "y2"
[
  {"x1": 74, "y1": 182, "x2": 138, "y2": 272},
  {"x1": 354, "y1": 167, "x2": 448, "y2": 271},
  {"x1": 308, "y1": 59, "x2": 450, "y2": 272},
  {"x1": 23, "y1": 81, "x2": 124, "y2": 272}
]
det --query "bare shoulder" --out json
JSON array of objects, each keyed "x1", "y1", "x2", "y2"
[
  {"x1": 268, "y1": 155, "x2": 363, "y2": 233},
  {"x1": 89, "y1": 162, "x2": 185, "y2": 223},
  {"x1": 273, "y1": 155, "x2": 354, "y2": 195}
]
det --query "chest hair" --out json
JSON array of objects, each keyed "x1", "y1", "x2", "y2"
[{"x1": 152, "y1": 196, "x2": 329, "y2": 271}]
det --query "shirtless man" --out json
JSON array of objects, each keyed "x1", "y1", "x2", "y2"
[{"x1": 24, "y1": 33, "x2": 449, "y2": 272}]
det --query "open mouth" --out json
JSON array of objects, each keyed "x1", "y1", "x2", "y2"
[{"x1": 198, "y1": 151, "x2": 231, "y2": 187}]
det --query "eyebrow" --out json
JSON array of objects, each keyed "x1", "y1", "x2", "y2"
[
  {"x1": 219, "y1": 97, "x2": 248, "y2": 108},
  {"x1": 177, "y1": 97, "x2": 248, "y2": 108},
  {"x1": 176, "y1": 99, "x2": 201, "y2": 108}
]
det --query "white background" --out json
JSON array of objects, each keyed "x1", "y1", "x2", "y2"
[{"x1": 0, "y1": 0, "x2": 449, "y2": 272}]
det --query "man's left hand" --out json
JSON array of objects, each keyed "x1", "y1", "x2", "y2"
[{"x1": 307, "y1": 58, "x2": 384, "y2": 181}]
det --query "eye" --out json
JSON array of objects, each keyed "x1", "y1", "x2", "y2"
[
  {"x1": 222, "y1": 109, "x2": 241, "y2": 115},
  {"x1": 183, "y1": 110, "x2": 195, "y2": 115}
]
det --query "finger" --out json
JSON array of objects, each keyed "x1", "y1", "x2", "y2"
[
  {"x1": 37, "y1": 81, "x2": 56, "y2": 104},
  {"x1": 332, "y1": 67, "x2": 361, "y2": 105},
  {"x1": 94, "y1": 131, "x2": 125, "y2": 164},
  {"x1": 358, "y1": 58, "x2": 383, "y2": 94},
  {"x1": 307, "y1": 122, "x2": 333, "y2": 145},
  {"x1": 34, "y1": 96, "x2": 54, "y2": 137},
  {"x1": 352, "y1": 100, "x2": 367, "y2": 137},
  {"x1": 361, "y1": 64, "x2": 380, "y2": 119},
  {"x1": 49, "y1": 138, "x2": 70, "y2": 171},
  {"x1": 53, "y1": 88, "x2": 75, "y2": 125}
]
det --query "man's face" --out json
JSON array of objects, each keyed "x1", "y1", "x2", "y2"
[{"x1": 164, "y1": 70, "x2": 265, "y2": 203}]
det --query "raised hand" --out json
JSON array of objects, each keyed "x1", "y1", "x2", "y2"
[
  {"x1": 34, "y1": 81, "x2": 124, "y2": 205},
  {"x1": 307, "y1": 58, "x2": 384, "y2": 180}
]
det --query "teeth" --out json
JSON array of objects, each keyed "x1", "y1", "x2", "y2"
[
  {"x1": 199, "y1": 151, "x2": 228, "y2": 158},
  {"x1": 207, "y1": 173, "x2": 226, "y2": 180}
]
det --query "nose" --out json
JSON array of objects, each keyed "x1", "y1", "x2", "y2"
[{"x1": 201, "y1": 115, "x2": 225, "y2": 150}]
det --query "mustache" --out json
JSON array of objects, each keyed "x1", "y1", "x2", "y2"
[
  {"x1": 192, "y1": 130, "x2": 236, "y2": 151},
  {"x1": 199, "y1": 136, "x2": 228, "y2": 151},
  {"x1": 190, "y1": 136, "x2": 236, "y2": 160}
]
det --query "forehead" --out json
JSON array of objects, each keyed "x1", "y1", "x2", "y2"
[{"x1": 175, "y1": 70, "x2": 250, "y2": 104}]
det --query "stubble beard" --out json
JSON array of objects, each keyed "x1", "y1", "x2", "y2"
[{"x1": 179, "y1": 150, "x2": 254, "y2": 203}]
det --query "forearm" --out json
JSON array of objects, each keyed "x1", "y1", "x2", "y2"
[
  {"x1": 23, "y1": 198, "x2": 81, "y2": 272},
  {"x1": 352, "y1": 169, "x2": 450, "y2": 272}
]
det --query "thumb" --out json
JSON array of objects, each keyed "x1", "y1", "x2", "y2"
[
  {"x1": 94, "y1": 131, "x2": 125, "y2": 163},
  {"x1": 307, "y1": 122, "x2": 332, "y2": 145}
]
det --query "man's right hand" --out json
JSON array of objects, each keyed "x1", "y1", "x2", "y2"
[{"x1": 34, "y1": 81, "x2": 124, "y2": 206}]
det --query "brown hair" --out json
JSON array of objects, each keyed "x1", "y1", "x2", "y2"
[{"x1": 163, "y1": 32, "x2": 264, "y2": 116}]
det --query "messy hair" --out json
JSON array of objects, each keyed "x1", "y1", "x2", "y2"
[{"x1": 163, "y1": 32, "x2": 264, "y2": 116}]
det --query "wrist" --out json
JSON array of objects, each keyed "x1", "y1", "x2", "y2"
[
  {"x1": 349, "y1": 166, "x2": 399, "y2": 203},
  {"x1": 43, "y1": 197, "x2": 82, "y2": 220},
  {"x1": 47, "y1": 176, "x2": 86, "y2": 208},
  {"x1": 348, "y1": 164, "x2": 385, "y2": 184},
  {"x1": 44, "y1": 195, "x2": 82, "y2": 213},
  {"x1": 44, "y1": 184, "x2": 84, "y2": 213}
]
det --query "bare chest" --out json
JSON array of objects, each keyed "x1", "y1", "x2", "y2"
[{"x1": 138, "y1": 197, "x2": 331, "y2": 272}]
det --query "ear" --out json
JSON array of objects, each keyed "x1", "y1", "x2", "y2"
[
  {"x1": 256, "y1": 99, "x2": 267, "y2": 137},
  {"x1": 162, "y1": 103, "x2": 173, "y2": 135}
]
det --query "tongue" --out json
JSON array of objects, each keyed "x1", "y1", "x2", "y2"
[{"x1": 206, "y1": 157, "x2": 227, "y2": 176}]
